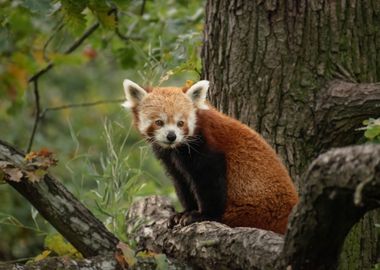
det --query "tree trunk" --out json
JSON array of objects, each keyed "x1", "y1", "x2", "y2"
[{"x1": 202, "y1": 0, "x2": 380, "y2": 268}]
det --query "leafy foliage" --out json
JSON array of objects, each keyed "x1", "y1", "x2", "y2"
[
  {"x1": 360, "y1": 118, "x2": 380, "y2": 143},
  {"x1": 0, "y1": 0, "x2": 204, "y2": 260}
]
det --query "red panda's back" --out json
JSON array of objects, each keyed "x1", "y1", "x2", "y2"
[{"x1": 197, "y1": 108, "x2": 298, "y2": 233}]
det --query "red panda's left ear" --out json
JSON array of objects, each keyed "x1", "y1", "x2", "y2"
[
  {"x1": 122, "y1": 79, "x2": 148, "y2": 109},
  {"x1": 186, "y1": 80, "x2": 209, "y2": 110}
]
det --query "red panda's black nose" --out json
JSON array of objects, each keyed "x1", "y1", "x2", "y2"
[{"x1": 167, "y1": 131, "x2": 177, "y2": 142}]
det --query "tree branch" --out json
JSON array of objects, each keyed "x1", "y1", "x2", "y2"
[
  {"x1": 314, "y1": 80, "x2": 380, "y2": 151},
  {"x1": 28, "y1": 22, "x2": 100, "y2": 83},
  {"x1": 39, "y1": 98, "x2": 125, "y2": 119},
  {"x1": 0, "y1": 140, "x2": 119, "y2": 257},
  {"x1": 0, "y1": 255, "x2": 119, "y2": 270},
  {"x1": 113, "y1": 9, "x2": 142, "y2": 42},
  {"x1": 282, "y1": 144, "x2": 380, "y2": 270},
  {"x1": 42, "y1": 21, "x2": 64, "y2": 62},
  {"x1": 27, "y1": 80, "x2": 41, "y2": 152},
  {"x1": 0, "y1": 254, "x2": 189, "y2": 270},
  {"x1": 2, "y1": 140, "x2": 380, "y2": 269},
  {"x1": 140, "y1": 0, "x2": 146, "y2": 16},
  {"x1": 126, "y1": 144, "x2": 380, "y2": 270},
  {"x1": 127, "y1": 196, "x2": 283, "y2": 270},
  {"x1": 26, "y1": 22, "x2": 100, "y2": 152}
]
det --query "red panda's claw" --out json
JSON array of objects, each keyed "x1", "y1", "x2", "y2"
[
  {"x1": 179, "y1": 211, "x2": 207, "y2": 226},
  {"x1": 167, "y1": 212, "x2": 185, "y2": 229}
]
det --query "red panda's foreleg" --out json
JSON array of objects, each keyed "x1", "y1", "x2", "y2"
[
  {"x1": 178, "y1": 161, "x2": 227, "y2": 226},
  {"x1": 152, "y1": 135, "x2": 227, "y2": 228},
  {"x1": 166, "y1": 168, "x2": 199, "y2": 228}
]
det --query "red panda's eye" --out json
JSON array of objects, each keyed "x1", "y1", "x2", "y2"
[
  {"x1": 155, "y1": 120, "x2": 164, "y2": 126},
  {"x1": 177, "y1": 121, "x2": 184, "y2": 127}
]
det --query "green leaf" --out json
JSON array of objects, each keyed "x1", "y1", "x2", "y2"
[
  {"x1": 154, "y1": 254, "x2": 169, "y2": 270},
  {"x1": 60, "y1": 0, "x2": 88, "y2": 33},
  {"x1": 364, "y1": 125, "x2": 380, "y2": 140},
  {"x1": 19, "y1": 0, "x2": 53, "y2": 14},
  {"x1": 116, "y1": 47, "x2": 137, "y2": 69},
  {"x1": 88, "y1": 0, "x2": 115, "y2": 29},
  {"x1": 117, "y1": 242, "x2": 137, "y2": 267},
  {"x1": 6, "y1": 98, "x2": 25, "y2": 116},
  {"x1": 51, "y1": 53, "x2": 86, "y2": 66}
]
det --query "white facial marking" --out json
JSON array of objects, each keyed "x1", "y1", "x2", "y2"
[
  {"x1": 174, "y1": 113, "x2": 182, "y2": 123},
  {"x1": 138, "y1": 113, "x2": 152, "y2": 135},
  {"x1": 187, "y1": 110, "x2": 196, "y2": 136},
  {"x1": 159, "y1": 113, "x2": 168, "y2": 122},
  {"x1": 121, "y1": 100, "x2": 133, "y2": 109},
  {"x1": 155, "y1": 123, "x2": 184, "y2": 148}
]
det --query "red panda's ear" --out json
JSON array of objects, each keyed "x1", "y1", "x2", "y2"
[
  {"x1": 122, "y1": 79, "x2": 148, "y2": 108},
  {"x1": 186, "y1": 80, "x2": 209, "y2": 110}
]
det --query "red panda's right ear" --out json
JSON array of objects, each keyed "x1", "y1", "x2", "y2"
[
  {"x1": 122, "y1": 79, "x2": 148, "y2": 108},
  {"x1": 186, "y1": 80, "x2": 209, "y2": 110}
]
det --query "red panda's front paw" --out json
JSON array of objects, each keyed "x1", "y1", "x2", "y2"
[
  {"x1": 167, "y1": 212, "x2": 186, "y2": 228},
  {"x1": 179, "y1": 211, "x2": 209, "y2": 226}
]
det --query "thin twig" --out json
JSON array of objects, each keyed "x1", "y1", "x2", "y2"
[
  {"x1": 140, "y1": 0, "x2": 146, "y2": 16},
  {"x1": 27, "y1": 80, "x2": 41, "y2": 152},
  {"x1": 64, "y1": 22, "x2": 99, "y2": 54},
  {"x1": 115, "y1": 28, "x2": 142, "y2": 41},
  {"x1": 28, "y1": 22, "x2": 100, "y2": 83},
  {"x1": 26, "y1": 22, "x2": 101, "y2": 152},
  {"x1": 40, "y1": 98, "x2": 125, "y2": 119},
  {"x1": 112, "y1": 8, "x2": 142, "y2": 41},
  {"x1": 43, "y1": 22, "x2": 64, "y2": 62}
]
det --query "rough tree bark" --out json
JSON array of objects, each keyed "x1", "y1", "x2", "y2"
[
  {"x1": 202, "y1": 0, "x2": 380, "y2": 268},
  {"x1": 126, "y1": 144, "x2": 380, "y2": 270},
  {"x1": 127, "y1": 196, "x2": 282, "y2": 270}
]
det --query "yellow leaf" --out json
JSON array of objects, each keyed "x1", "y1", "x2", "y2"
[
  {"x1": 33, "y1": 250, "x2": 51, "y2": 262},
  {"x1": 136, "y1": 250, "x2": 157, "y2": 258},
  {"x1": 117, "y1": 242, "x2": 136, "y2": 267},
  {"x1": 25, "y1": 148, "x2": 58, "y2": 170},
  {"x1": 32, "y1": 49, "x2": 46, "y2": 66},
  {"x1": 44, "y1": 233, "x2": 82, "y2": 258},
  {"x1": 8, "y1": 63, "x2": 28, "y2": 90},
  {"x1": 185, "y1": 80, "x2": 194, "y2": 88},
  {"x1": 25, "y1": 170, "x2": 46, "y2": 183}
]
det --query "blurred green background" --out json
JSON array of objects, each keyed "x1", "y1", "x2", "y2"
[{"x1": 0, "y1": 0, "x2": 203, "y2": 262}]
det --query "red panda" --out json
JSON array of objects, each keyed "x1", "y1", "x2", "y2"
[{"x1": 122, "y1": 79, "x2": 299, "y2": 234}]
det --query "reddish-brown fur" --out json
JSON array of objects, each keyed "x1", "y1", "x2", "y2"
[
  {"x1": 131, "y1": 86, "x2": 299, "y2": 234},
  {"x1": 196, "y1": 108, "x2": 298, "y2": 233}
]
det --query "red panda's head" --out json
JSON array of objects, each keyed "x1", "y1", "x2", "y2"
[{"x1": 122, "y1": 79, "x2": 209, "y2": 148}]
